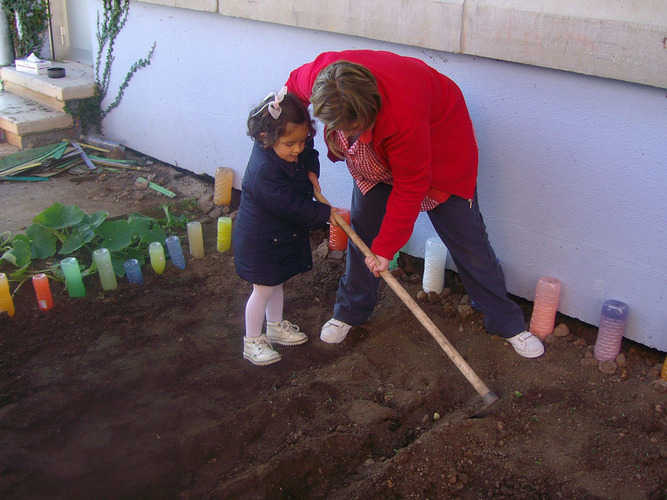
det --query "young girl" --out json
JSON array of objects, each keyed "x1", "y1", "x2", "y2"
[{"x1": 233, "y1": 87, "x2": 333, "y2": 366}]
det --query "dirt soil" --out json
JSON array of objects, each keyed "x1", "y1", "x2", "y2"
[{"x1": 1, "y1": 155, "x2": 666, "y2": 500}]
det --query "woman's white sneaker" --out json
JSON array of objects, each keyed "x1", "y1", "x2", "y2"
[
  {"x1": 320, "y1": 318, "x2": 352, "y2": 344},
  {"x1": 243, "y1": 335, "x2": 281, "y2": 365},
  {"x1": 506, "y1": 331, "x2": 545, "y2": 358},
  {"x1": 266, "y1": 320, "x2": 308, "y2": 346}
]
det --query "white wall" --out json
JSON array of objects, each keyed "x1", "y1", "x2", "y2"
[{"x1": 91, "y1": 2, "x2": 667, "y2": 351}]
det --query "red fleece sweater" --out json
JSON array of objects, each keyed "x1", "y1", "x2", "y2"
[{"x1": 286, "y1": 50, "x2": 478, "y2": 259}]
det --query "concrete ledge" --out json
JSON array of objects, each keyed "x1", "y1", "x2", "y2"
[
  {"x1": 463, "y1": 0, "x2": 667, "y2": 89},
  {"x1": 3, "y1": 81, "x2": 67, "y2": 112},
  {"x1": 0, "y1": 61, "x2": 96, "y2": 103},
  {"x1": 138, "y1": 0, "x2": 216, "y2": 12},
  {"x1": 0, "y1": 93, "x2": 73, "y2": 136},
  {"x1": 217, "y1": 0, "x2": 464, "y2": 53},
  {"x1": 138, "y1": 0, "x2": 667, "y2": 88}
]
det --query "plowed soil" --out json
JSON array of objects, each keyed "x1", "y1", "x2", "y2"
[{"x1": 1, "y1": 159, "x2": 665, "y2": 499}]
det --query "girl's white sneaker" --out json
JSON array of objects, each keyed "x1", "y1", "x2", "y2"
[
  {"x1": 243, "y1": 335, "x2": 281, "y2": 365},
  {"x1": 266, "y1": 320, "x2": 308, "y2": 345}
]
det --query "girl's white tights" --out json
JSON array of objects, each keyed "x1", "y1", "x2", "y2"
[{"x1": 245, "y1": 284, "x2": 284, "y2": 338}]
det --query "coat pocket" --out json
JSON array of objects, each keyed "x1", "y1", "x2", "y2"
[{"x1": 268, "y1": 230, "x2": 309, "y2": 267}]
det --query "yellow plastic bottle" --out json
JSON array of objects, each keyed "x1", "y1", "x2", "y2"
[
  {"x1": 149, "y1": 241, "x2": 166, "y2": 274},
  {"x1": 187, "y1": 221, "x2": 205, "y2": 258},
  {"x1": 217, "y1": 217, "x2": 232, "y2": 252},
  {"x1": 0, "y1": 272, "x2": 16, "y2": 317}
]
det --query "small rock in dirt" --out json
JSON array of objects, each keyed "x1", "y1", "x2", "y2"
[
  {"x1": 457, "y1": 304, "x2": 474, "y2": 319},
  {"x1": 544, "y1": 334, "x2": 557, "y2": 344},
  {"x1": 598, "y1": 360, "x2": 618, "y2": 375},
  {"x1": 328, "y1": 250, "x2": 345, "y2": 260},
  {"x1": 581, "y1": 357, "x2": 599, "y2": 367},
  {"x1": 433, "y1": 412, "x2": 441, "y2": 421},
  {"x1": 363, "y1": 458, "x2": 375, "y2": 466},
  {"x1": 313, "y1": 240, "x2": 329, "y2": 259},
  {"x1": 573, "y1": 338, "x2": 588, "y2": 348},
  {"x1": 197, "y1": 193, "x2": 214, "y2": 212},
  {"x1": 553, "y1": 323, "x2": 570, "y2": 337},
  {"x1": 496, "y1": 421, "x2": 505, "y2": 432},
  {"x1": 646, "y1": 363, "x2": 663, "y2": 379},
  {"x1": 428, "y1": 291, "x2": 440, "y2": 303},
  {"x1": 584, "y1": 347, "x2": 594, "y2": 358},
  {"x1": 390, "y1": 268, "x2": 405, "y2": 278},
  {"x1": 459, "y1": 294, "x2": 471, "y2": 305},
  {"x1": 134, "y1": 177, "x2": 149, "y2": 188},
  {"x1": 417, "y1": 290, "x2": 427, "y2": 300},
  {"x1": 615, "y1": 352, "x2": 627, "y2": 367},
  {"x1": 441, "y1": 287, "x2": 452, "y2": 297},
  {"x1": 208, "y1": 206, "x2": 223, "y2": 219}
]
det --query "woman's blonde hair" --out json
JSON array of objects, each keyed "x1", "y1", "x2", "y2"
[{"x1": 310, "y1": 61, "x2": 381, "y2": 159}]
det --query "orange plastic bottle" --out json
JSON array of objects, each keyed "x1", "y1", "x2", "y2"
[
  {"x1": 329, "y1": 208, "x2": 351, "y2": 251},
  {"x1": 32, "y1": 273, "x2": 54, "y2": 311},
  {"x1": 214, "y1": 167, "x2": 233, "y2": 206}
]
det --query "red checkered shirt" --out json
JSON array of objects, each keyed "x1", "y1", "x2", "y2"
[{"x1": 334, "y1": 131, "x2": 446, "y2": 211}]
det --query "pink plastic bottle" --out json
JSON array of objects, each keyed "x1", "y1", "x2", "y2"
[
  {"x1": 593, "y1": 300, "x2": 629, "y2": 362},
  {"x1": 528, "y1": 276, "x2": 562, "y2": 339}
]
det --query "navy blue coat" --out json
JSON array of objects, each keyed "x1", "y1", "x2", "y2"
[{"x1": 233, "y1": 141, "x2": 331, "y2": 286}]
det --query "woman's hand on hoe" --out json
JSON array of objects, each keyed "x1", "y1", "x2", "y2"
[{"x1": 365, "y1": 255, "x2": 389, "y2": 277}]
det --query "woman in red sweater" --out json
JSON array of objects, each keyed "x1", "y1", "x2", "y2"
[{"x1": 287, "y1": 50, "x2": 543, "y2": 358}]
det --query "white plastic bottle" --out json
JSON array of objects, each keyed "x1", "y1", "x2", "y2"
[{"x1": 422, "y1": 237, "x2": 448, "y2": 294}]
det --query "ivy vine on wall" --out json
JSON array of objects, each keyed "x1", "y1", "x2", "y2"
[
  {"x1": 2, "y1": 0, "x2": 50, "y2": 59},
  {"x1": 65, "y1": 0, "x2": 156, "y2": 134}
]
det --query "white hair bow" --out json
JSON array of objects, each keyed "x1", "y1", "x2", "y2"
[{"x1": 253, "y1": 86, "x2": 288, "y2": 119}]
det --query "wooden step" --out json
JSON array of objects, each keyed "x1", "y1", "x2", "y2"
[
  {"x1": 0, "y1": 61, "x2": 96, "y2": 112},
  {"x1": 0, "y1": 92, "x2": 74, "y2": 149}
]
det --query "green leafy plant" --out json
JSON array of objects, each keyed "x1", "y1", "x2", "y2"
[
  {"x1": 65, "y1": 0, "x2": 156, "y2": 133},
  {"x1": 0, "y1": 203, "x2": 189, "y2": 285},
  {"x1": 2, "y1": 0, "x2": 50, "y2": 59}
]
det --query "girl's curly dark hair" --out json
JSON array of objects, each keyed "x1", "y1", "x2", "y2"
[{"x1": 247, "y1": 92, "x2": 316, "y2": 148}]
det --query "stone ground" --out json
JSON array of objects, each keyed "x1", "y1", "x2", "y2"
[{"x1": 1, "y1": 151, "x2": 666, "y2": 499}]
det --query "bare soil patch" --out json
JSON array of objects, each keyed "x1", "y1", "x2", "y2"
[{"x1": 1, "y1": 157, "x2": 666, "y2": 499}]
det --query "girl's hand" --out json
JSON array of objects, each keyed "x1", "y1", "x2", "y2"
[
  {"x1": 308, "y1": 172, "x2": 321, "y2": 193},
  {"x1": 365, "y1": 255, "x2": 389, "y2": 277}
]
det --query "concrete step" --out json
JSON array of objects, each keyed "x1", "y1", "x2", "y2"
[
  {"x1": 0, "y1": 61, "x2": 96, "y2": 112},
  {"x1": 0, "y1": 92, "x2": 74, "y2": 149}
]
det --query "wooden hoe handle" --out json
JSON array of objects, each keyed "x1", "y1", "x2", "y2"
[{"x1": 316, "y1": 191, "x2": 498, "y2": 405}]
